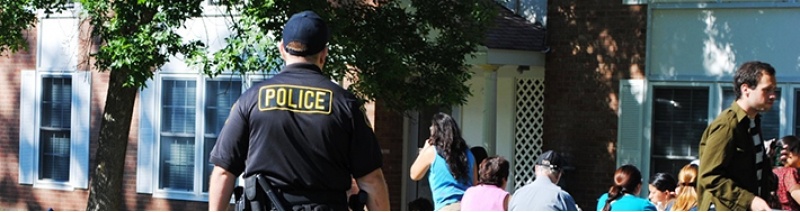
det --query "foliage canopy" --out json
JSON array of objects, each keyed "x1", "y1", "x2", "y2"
[
  {"x1": 199, "y1": 0, "x2": 497, "y2": 111},
  {"x1": 0, "y1": 0, "x2": 496, "y2": 210}
]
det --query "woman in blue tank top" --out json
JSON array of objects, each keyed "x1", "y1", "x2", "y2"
[
  {"x1": 410, "y1": 112, "x2": 477, "y2": 211},
  {"x1": 597, "y1": 165, "x2": 657, "y2": 211}
]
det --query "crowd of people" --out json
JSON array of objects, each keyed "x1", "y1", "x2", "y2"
[
  {"x1": 204, "y1": 8, "x2": 800, "y2": 212},
  {"x1": 403, "y1": 61, "x2": 800, "y2": 211}
]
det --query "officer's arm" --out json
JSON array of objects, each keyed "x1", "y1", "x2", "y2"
[
  {"x1": 356, "y1": 168, "x2": 390, "y2": 211},
  {"x1": 209, "y1": 166, "x2": 237, "y2": 211}
]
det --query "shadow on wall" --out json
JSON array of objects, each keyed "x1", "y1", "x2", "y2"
[
  {"x1": 0, "y1": 38, "x2": 43, "y2": 210},
  {"x1": 545, "y1": 1, "x2": 646, "y2": 210}
]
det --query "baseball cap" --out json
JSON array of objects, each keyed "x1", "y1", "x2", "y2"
[
  {"x1": 282, "y1": 10, "x2": 329, "y2": 56},
  {"x1": 536, "y1": 150, "x2": 566, "y2": 170}
]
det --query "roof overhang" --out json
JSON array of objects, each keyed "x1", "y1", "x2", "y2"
[{"x1": 468, "y1": 46, "x2": 545, "y2": 67}]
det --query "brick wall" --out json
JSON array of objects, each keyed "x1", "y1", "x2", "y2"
[
  {"x1": 544, "y1": 0, "x2": 647, "y2": 210},
  {"x1": 0, "y1": 18, "x2": 209, "y2": 210},
  {"x1": 371, "y1": 100, "x2": 404, "y2": 211},
  {"x1": 0, "y1": 25, "x2": 96, "y2": 211}
]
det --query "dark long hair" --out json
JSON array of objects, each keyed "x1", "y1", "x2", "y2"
[
  {"x1": 650, "y1": 172, "x2": 677, "y2": 193},
  {"x1": 430, "y1": 112, "x2": 470, "y2": 183},
  {"x1": 603, "y1": 165, "x2": 643, "y2": 211}
]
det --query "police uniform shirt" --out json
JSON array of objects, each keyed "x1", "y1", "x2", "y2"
[{"x1": 209, "y1": 63, "x2": 383, "y2": 192}]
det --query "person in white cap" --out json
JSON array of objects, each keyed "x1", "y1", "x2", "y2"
[{"x1": 509, "y1": 150, "x2": 579, "y2": 211}]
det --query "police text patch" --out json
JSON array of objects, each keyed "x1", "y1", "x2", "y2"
[{"x1": 258, "y1": 85, "x2": 333, "y2": 114}]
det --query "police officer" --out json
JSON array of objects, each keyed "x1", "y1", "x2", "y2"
[{"x1": 208, "y1": 10, "x2": 390, "y2": 211}]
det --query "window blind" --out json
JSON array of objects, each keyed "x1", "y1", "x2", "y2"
[
  {"x1": 651, "y1": 87, "x2": 708, "y2": 176},
  {"x1": 202, "y1": 80, "x2": 241, "y2": 192},
  {"x1": 39, "y1": 77, "x2": 72, "y2": 182},
  {"x1": 160, "y1": 80, "x2": 196, "y2": 191}
]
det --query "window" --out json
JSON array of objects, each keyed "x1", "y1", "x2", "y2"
[
  {"x1": 651, "y1": 87, "x2": 708, "y2": 176},
  {"x1": 19, "y1": 70, "x2": 91, "y2": 190},
  {"x1": 619, "y1": 80, "x2": 790, "y2": 192},
  {"x1": 138, "y1": 75, "x2": 245, "y2": 200},
  {"x1": 39, "y1": 77, "x2": 72, "y2": 182}
]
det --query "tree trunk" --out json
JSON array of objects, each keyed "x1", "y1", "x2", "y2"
[{"x1": 86, "y1": 70, "x2": 138, "y2": 210}]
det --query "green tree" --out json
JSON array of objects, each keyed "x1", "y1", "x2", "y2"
[
  {"x1": 78, "y1": 0, "x2": 207, "y2": 210},
  {"x1": 200, "y1": 0, "x2": 497, "y2": 112},
  {"x1": 0, "y1": 0, "x2": 72, "y2": 54},
  {"x1": 1, "y1": 0, "x2": 495, "y2": 210}
]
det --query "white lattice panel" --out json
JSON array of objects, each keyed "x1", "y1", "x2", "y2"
[{"x1": 514, "y1": 78, "x2": 545, "y2": 189}]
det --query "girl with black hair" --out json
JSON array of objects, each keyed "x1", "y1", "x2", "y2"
[
  {"x1": 597, "y1": 165, "x2": 657, "y2": 211},
  {"x1": 410, "y1": 112, "x2": 477, "y2": 211},
  {"x1": 648, "y1": 173, "x2": 677, "y2": 211}
]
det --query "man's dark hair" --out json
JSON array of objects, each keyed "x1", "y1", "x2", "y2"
[
  {"x1": 733, "y1": 61, "x2": 776, "y2": 99},
  {"x1": 478, "y1": 156, "x2": 509, "y2": 187}
]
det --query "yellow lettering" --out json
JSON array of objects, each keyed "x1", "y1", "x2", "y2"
[
  {"x1": 276, "y1": 88, "x2": 286, "y2": 106},
  {"x1": 265, "y1": 89, "x2": 276, "y2": 107},
  {"x1": 315, "y1": 91, "x2": 327, "y2": 110},
  {"x1": 257, "y1": 85, "x2": 332, "y2": 114},
  {"x1": 304, "y1": 90, "x2": 315, "y2": 109},
  {"x1": 287, "y1": 88, "x2": 298, "y2": 108},
  {"x1": 297, "y1": 89, "x2": 305, "y2": 109}
]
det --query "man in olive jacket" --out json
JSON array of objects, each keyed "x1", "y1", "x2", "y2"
[{"x1": 698, "y1": 61, "x2": 778, "y2": 211}]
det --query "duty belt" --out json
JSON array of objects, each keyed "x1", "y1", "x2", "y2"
[{"x1": 234, "y1": 174, "x2": 347, "y2": 211}]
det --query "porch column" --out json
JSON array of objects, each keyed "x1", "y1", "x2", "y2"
[{"x1": 480, "y1": 64, "x2": 499, "y2": 155}]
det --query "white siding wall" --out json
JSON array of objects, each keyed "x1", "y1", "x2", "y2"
[{"x1": 650, "y1": 8, "x2": 800, "y2": 80}]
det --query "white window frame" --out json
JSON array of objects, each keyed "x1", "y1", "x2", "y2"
[
  {"x1": 19, "y1": 70, "x2": 91, "y2": 191},
  {"x1": 138, "y1": 72, "x2": 259, "y2": 202},
  {"x1": 37, "y1": 3, "x2": 80, "y2": 70}
]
